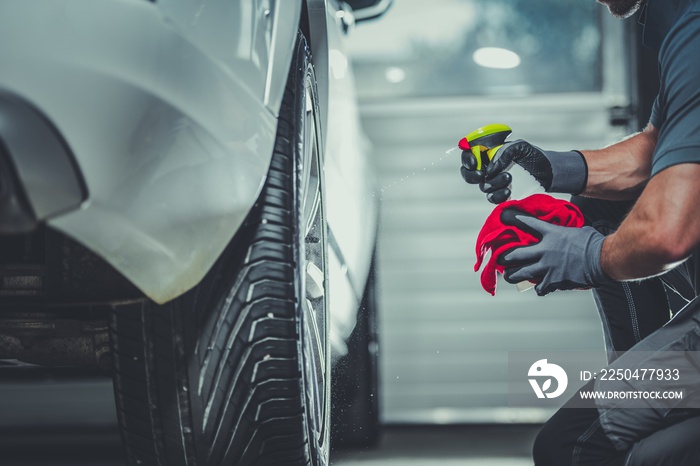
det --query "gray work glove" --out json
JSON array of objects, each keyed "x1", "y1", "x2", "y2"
[
  {"x1": 460, "y1": 140, "x2": 588, "y2": 204},
  {"x1": 498, "y1": 210, "x2": 610, "y2": 296}
]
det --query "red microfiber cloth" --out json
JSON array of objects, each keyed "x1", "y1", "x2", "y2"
[{"x1": 475, "y1": 194, "x2": 585, "y2": 295}]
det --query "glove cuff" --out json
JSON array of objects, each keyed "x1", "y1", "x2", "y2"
[
  {"x1": 544, "y1": 150, "x2": 588, "y2": 195},
  {"x1": 586, "y1": 230, "x2": 611, "y2": 287}
]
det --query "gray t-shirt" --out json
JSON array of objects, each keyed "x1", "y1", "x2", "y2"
[{"x1": 646, "y1": 0, "x2": 700, "y2": 176}]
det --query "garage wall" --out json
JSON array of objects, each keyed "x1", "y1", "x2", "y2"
[{"x1": 360, "y1": 94, "x2": 626, "y2": 423}]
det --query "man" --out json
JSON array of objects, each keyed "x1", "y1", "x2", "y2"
[{"x1": 461, "y1": 0, "x2": 700, "y2": 464}]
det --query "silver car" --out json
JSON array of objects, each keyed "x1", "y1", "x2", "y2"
[{"x1": 0, "y1": 1, "x2": 389, "y2": 464}]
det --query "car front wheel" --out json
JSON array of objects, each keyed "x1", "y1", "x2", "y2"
[{"x1": 109, "y1": 31, "x2": 330, "y2": 466}]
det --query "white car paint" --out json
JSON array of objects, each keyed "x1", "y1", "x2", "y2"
[
  {"x1": 321, "y1": 1, "x2": 378, "y2": 354},
  {"x1": 0, "y1": 0, "x2": 378, "y2": 355},
  {"x1": 0, "y1": 0, "x2": 294, "y2": 303}
]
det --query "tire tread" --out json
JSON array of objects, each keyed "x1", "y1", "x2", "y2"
[{"x1": 111, "y1": 32, "x2": 322, "y2": 466}]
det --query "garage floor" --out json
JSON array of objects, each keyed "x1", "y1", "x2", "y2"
[
  {"x1": 0, "y1": 425, "x2": 538, "y2": 466},
  {"x1": 0, "y1": 366, "x2": 537, "y2": 465},
  {"x1": 332, "y1": 425, "x2": 537, "y2": 466}
]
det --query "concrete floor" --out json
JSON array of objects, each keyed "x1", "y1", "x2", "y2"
[
  {"x1": 332, "y1": 425, "x2": 537, "y2": 466},
  {"x1": 0, "y1": 365, "x2": 538, "y2": 465},
  {"x1": 0, "y1": 425, "x2": 537, "y2": 466}
]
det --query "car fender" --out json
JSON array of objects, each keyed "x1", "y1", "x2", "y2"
[{"x1": 0, "y1": 0, "x2": 302, "y2": 303}]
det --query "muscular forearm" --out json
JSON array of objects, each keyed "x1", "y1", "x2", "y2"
[
  {"x1": 601, "y1": 164, "x2": 700, "y2": 281},
  {"x1": 601, "y1": 217, "x2": 683, "y2": 281},
  {"x1": 580, "y1": 124, "x2": 657, "y2": 200}
]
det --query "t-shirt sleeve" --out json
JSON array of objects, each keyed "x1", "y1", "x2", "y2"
[{"x1": 651, "y1": 11, "x2": 700, "y2": 176}]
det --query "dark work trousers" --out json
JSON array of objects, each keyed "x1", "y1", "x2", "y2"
[{"x1": 532, "y1": 196, "x2": 700, "y2": 466}]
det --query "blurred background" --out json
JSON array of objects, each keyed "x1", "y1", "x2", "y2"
[
  {"x1": 0, "y1": 1, "x2": 660, "y2": 465},
  {"x1": 349, "y1": 0, "x2": 633, "y2": 425},
  {"x1": 337, "y1": 2, "x2": 658, "y2": 463}
]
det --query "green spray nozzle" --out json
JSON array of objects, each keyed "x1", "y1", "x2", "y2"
[{"x1": 458, "y1": 124, "x2": 512, "y2": 171}]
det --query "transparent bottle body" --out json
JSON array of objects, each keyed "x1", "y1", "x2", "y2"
[{"x1": 506, "y1": 164, "x2": 545, "y2": 292}]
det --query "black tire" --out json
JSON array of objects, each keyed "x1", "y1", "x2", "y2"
[
  {"x1": 331, "y1": 256, "x2": 380, "y2": 448},
  {"x1": 110, "y1": 32, "x2": 330, "y2": 466}
]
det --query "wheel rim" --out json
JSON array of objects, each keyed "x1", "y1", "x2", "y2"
[{"x1": 299, "y1": 71, "x2": 329, "y2": 463}]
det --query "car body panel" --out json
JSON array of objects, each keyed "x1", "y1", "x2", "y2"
[
  {"x1": 325, "y1": 1, "x2": 377, "y2": 290},
  {"x1": 0, "y1": 0, "x2": 378, "y2": 357},
  {"x1": 0, "y1": 0, "x2": 301, "y2": 303},
  {"x1": 322, "y1": 0, "x2": 378, "y2": 355}
]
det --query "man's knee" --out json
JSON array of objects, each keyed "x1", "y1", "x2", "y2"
[
  {"x1": 533, "y1": 406, "x2": 623, "y2": 466},
  {"x1": 624, "y1": 413, "x2": 700, "y2": 466},
  {"x1": 532, "y1": 407, "x2": 580, "y2": 466},
  {"x1": 533, "y1": 417, "x2": 560, "y2": 466}
]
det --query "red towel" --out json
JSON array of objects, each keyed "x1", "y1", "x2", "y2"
[{"x1": 474, "y1": 194, "x2": 584, "y2": 295}]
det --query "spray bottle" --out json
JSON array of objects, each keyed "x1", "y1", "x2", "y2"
[
  {"x1": 458, "y1": 124, "x2": 543, "y2": 200},
  {"x1": 459, "y1": 124, "x2": 543, "y2": 291}
]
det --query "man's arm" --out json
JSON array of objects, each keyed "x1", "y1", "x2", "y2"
[
  {"x1": 500, "y1": 161, "x2": 700, "y2": 295},
  {"x1": 602, "y1": 162, "x2": 700, "y2": 280},
  {"x1": 580, "y1": 123, "x2": 658, "y2": 200},
  {"x1": 463, "y1": 124, "x2": 658, "y2": 203}
]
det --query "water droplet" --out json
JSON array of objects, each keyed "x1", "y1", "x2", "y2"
[{"x1": 261, "y1": 218, "x2": 268, "y2": 224}]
